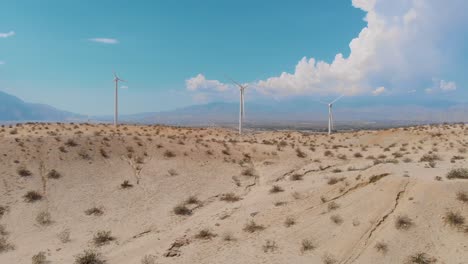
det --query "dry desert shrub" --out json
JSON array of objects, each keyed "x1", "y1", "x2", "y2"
[
  {"x1": 327, "y1": 176, "x2": 344, "y2": 185},
  {"x1": 269, "y1": 185, "x2": 284, "y2": 193},
  {"x1": 74, "y1": 250, "x2": 106, "y2": 264},
  {"x1": 327, "y1": 201, "x2": 340, "y2": 211},
  {"x1": 301, "y1": 239, "x2": 315, "y2": 253},
  {"x1": 0, "y1": 236, "x2": 14, "y2": 253},
  {"x1": 284, "y1": 217, "x2": 296, "y2": 227},
  {"x1": 395, "y1": 215, "x2": 414, "y2": 230},
  {"x1": 24, "y1": 191, "x2": 42, "y2": 202},
  {"x1": 120, "y1": 180, "x2": 133, "y2": 189},
  {"x1": 58, "y1": 229, "x2": 71, "y2": 243},
  {"x1": 141, "y1": 255, "x2": 156, "y2": 264},
  {"x1": 32, "y1": 251, "x2": 47, "y2": 264},
  {"x1": 93, "y1": 231, "x2": 115, "y2": 247},
  {"x1": 164, "y1": 150, "x2": 176, "y2": 158},
  {"x1": 184, "y1": 195, "x2": 201, "y2": 205},
  {"x1": 85, "y1": 207, "x2": 104, "y2": 216},
  {"x1": 290, "y1": 173, "x2": 303, "y2": 181},
  {"x1": 405, "y1": 252, "x2": 436, "y2": 264},
  {"x1": 262, "y1": 240, "x2": 278, "y2": 253},
  {"x1": 322, "y1": 253, "x2": 337, "y2": 264},
  {"x1": 194, "y1": 229, "x2": 216, "y2": 240},
  {"x1": 456, "y1": 191, "x2": 468, "y2": 203},
  {"x1": 243, "y1": 220, "x2": 265, "y2": 233},
  {"x1": 375, "y1": 242, "x2": 388, "y2": 254},
  {"x1": 446, "y1": 168, "x2": 468, "y2": 179},
  {"x1": 220, "y1": 193, "x2": 241, "y2": 202},
  {"x1": 241, "y1": 167, "x2": 255, "y2": 177},
  {"x1": 419, "y1": 153, "x2": 441, "y2": 162},
  {"x1": 444, "y1": 211, "x2": 465, "y2": 227},
  {"x1": 17, "y1": 166, "x2": 32, "y2": 177},
  {"x1": 330, "y1": 214, "x2": 343, "y2": 225},
  {"x1": 36, "y1": 211, "x2": 52, "y2": 226},
  {"x1": 173, "y1": 204, "x2": 191, "y2": 216},
  {"x1": 47, "y1": 169, "x2": 61, "y2": 179},
  {"x1": 65, "y1": 139, "x2": 78, "y2": 147},
  {"x1": 222, "y1": 232, "x2": 236, "y2": 242},
  {"x1": 296, "y1": 148, "x2": 307, "y2": 158}
]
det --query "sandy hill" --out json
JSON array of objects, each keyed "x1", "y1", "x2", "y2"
[{"x1": 0, "y1": 123, "x2": 467, "y2": 264}]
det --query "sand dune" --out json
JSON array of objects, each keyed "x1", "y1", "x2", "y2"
[{"x1": 0, "y1": 123, "x2": 467, "y2": 263}]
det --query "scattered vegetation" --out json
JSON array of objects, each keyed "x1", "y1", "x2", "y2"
[{"x1": 17, "y1": 166, "x2": 32, "y2": 177}]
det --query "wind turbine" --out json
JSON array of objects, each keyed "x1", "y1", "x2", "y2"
[
  {"x1": 113, "y1": 72, "x2": 127, "y2": 126},
  {"x1": 228, "y1": 77, "x2": 247, "y2": 135},
  {"x1": 319, "y1": 95, "x2": 344, "y2": 135}
]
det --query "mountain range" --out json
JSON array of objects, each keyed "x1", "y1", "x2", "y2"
[{"x1": 1, "y1": 90, "x2": 467, "y2": 127}]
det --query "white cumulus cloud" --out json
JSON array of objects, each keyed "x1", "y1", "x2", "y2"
[
  {"x1": 0, "y1": 31, "x2": 15, "y2": 38},
  {"x1": 186, "y1": 0, "x2": 466, "y2": 100},
  {"x1": 88, "y1": 38, "x2": 119, "y2": 44},
  {"x1": 372, "y1": 86, "x2": 386, "y2": 95},
  {"x1": 186, "y1": 74, "x2": 229, "y2": 92},
  {"x1": 439, "y1": 80, "x2": 456, "y2": 91}
]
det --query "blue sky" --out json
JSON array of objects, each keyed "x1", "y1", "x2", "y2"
[{"x1": 0, "y1": 0, "x2": 466, "y2": 115}]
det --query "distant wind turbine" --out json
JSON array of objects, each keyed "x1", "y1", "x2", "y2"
[
  {"x1": 319, "y1": 95, "x2": 344, "y2": 135},
  {"x1": 228, "y1": 77, "x2": 248, "y2": 135},
  {"x1": 113, "y1": 72, "x2": 127, "y2": 126}
]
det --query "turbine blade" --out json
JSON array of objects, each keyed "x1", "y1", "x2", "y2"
[
  {"x1": 331, "y1": 94, "x2": 344, "y2": 104},
  {"x1": 225, "y1": 75, "x2": 243, "y2": 88}
]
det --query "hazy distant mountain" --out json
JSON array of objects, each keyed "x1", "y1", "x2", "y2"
[
  {"x1": 0, "y1": 90, "x2": 83, "y2": 121},
  {"x1": 123, "y1": 97, "x2": 468, "y2": 126}
]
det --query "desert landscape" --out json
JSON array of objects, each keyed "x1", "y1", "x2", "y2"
[{"x1": 0, "y1": 122, "x2": 467, "y2": 264}]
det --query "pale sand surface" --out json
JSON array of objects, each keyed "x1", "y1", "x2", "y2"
[{"x1": 0, "y1": 123, "x2": 467, "y2": 263}]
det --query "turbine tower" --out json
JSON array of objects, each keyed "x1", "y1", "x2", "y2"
[
  {"x1": 228, "y1": 77, "x2": 248, "y2": 135},
  {"x1": 320, "y1": 95, "x2": 344, "y2": 135},
  {"x1": 113, "y1": 72, "x2": 126, "y2": 126}
]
